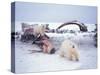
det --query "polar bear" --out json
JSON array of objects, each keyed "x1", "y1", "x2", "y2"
[
  {"x1": 33, "y1": 25, "x2": 48, "y2": 37},
  {"x1": 59, "y1": 40, "x2": 79, "y2": 61}
]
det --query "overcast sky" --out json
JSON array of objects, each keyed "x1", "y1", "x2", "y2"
[{"x1": 12, "y1": 2, "x2": 97, "y2": 24}]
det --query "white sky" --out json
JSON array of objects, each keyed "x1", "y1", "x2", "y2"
[{"x1": 11, "y1": 2, "x2": 97, "y2": 24}]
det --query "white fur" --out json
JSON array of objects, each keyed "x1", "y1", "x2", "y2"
[
  {"x1": 33, "y1": 25, "x2": 46, "y2": 36},
  {"x1": 59, "y1": 39, "x2": 79, "y2": 61}
]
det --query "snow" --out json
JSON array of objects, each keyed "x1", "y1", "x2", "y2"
[
  {"x1": 15, "y1": 40, "x2": 81, "y2": 73},
  {"x1": 13, "y1": 22, "x2": 97, "y2": 73},
  {"x1": 14, "y1": 32, "x2": 97, "y2": 73}
]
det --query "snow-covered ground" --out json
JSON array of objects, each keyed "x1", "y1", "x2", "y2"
[{"x1": 14, "y1": 33, "x2": 97, "y2": 73}]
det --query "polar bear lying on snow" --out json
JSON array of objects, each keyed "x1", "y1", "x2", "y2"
[{"x1": 59, "y1": 39, "x2": 79, "y2": 61}]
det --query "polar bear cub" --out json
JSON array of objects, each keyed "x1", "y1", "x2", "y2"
[{"x1": 59, "y1": 39, "x2": 79, "y2": 61}]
